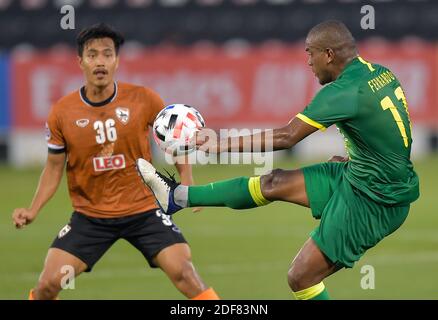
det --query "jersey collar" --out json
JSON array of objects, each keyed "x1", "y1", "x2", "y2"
[
  {"x1": 339, "y1": 56, "x2": 361, "y2": 76},
  {"x1": 80, "y1": 82, "x2": 118, "y2": 107}
]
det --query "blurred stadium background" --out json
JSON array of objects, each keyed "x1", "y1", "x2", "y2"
[{"x1": 0, "y1": 0, "x2": 437, "y2": 299}]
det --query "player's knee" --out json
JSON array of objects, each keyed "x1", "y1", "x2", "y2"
[
  {"x1": 35, "y1": 277, "x2": 61, "y2": 299},
  {"x1": 261, "y1": 169, "x2": 284, "y2": 199},
  {"x1": 173, "y1": 261, "x2": 199, "y2": 286},
  {"x1": 287, "y1": 265, "x2": 307, "y2": 292},
  {"x1": 179, "y1": 262, "x2": 198, "y2": 283}
]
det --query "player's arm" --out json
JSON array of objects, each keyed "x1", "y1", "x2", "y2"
[
  {"x1": 195, "y1": 82, "x2": 358, "y2": 154},
  {"x1": 195, "y1": 117, "x2": 318, "y2": 153},
  {"x1": 12, "y1": 152, "x2": 66, "y2": 229},
  {"x1": 174, "y1": 159, "x2": 194, "y2": 185}
]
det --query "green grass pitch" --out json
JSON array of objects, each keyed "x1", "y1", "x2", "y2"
[{"x1": 0, "y1": 156, "x2": 437, "y2": 299}]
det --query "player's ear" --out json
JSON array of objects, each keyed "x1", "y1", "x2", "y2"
[
  {"x1": 77, "y1": 55, "x2": 84, "y2": 70},
  {"x1": 115, "y1": 55, "x2": 120, "y2": 70},
  {"x1": 326, "y1": 48, "x2": 335, "y2": 64}
]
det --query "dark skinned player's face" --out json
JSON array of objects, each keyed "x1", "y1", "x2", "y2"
[
  {"x1": 78, "y1": 37, "x2": 119, "y2": 89},
  {"x1": 305, "y1": 38, "x2": 333, "y2": 85}
]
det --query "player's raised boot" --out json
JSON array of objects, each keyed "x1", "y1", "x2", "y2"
[{"x1": 136, "y1": 158, "x2": 183, "y2": 215}]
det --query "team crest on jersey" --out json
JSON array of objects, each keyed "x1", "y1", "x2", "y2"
[
  {"x1": 58, "y1": 224, "x2": 71, "y2": 239},
  {"x1": 76, "y1": 119, "x2": 89, "y2": 128},
  {"x1": 115, "y1": 107, "x2": 130, "y2": 124}
]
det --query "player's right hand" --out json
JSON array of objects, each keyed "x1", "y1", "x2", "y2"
[
  {"x1": 12, "y1": 208, "x2": 37, "y2": 229},
  {"x1": 328, "y1": 155, "x2": 349, "y2": 163},
  {"x1": 194, "y1": 128, "x2": 221, "y2": 153}
]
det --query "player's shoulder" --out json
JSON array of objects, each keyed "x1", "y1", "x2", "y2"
[
  {"x1": 313, "y1": 78, "x2": 358, "y2": 107},
  {"x1": 316, "y1": 81, "x2": 347, "y2": 98},
  {"x1": 372, "y1": 63, "x2": 399, "y2": 81},
  {"x1": 357, "y1": 61, "x2": 400, "y2": 93},
  {"x1": 330, "y1": 59, "x2": 376, "y2": 93},
  {"x1": 117, "y1": 82, "x2": 160, "y2": 97},
  {"x1": 117, "y1": 81, "x2": 144, "y2": 92},
  {"x1": 50, "y1": 89, "x2": 81, "y2": 113},
  {"x1": 355, "y1": 58, "x2": 396, "y2": 82}
]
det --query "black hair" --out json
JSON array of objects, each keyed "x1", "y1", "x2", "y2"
[{"x1": 76, "y1": 23, "x2": 125, "y2": 57}]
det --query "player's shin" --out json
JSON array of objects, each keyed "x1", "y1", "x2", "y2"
[
  {"x1": 190, "y1": 287, "x2": 220, "y2": 300},
  {"x1": 28, "y1": 289, "x2": 36, "y2": 300},
  {"x1": 183, "y1": 176, "x2": 270, "y2": 209},
  {"x1": 28, "y1": 289, "x2": 59, "y2": 300}
]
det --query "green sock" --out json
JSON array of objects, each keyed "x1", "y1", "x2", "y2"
[
  {"x1": 309, "y1": 288, "x2": 330, "y2": 300},
  {"x1": 188, "y1": 176, "x2": 270, "y2": 209},
  {"x1": 293, "y1": 282, "x2": 330, "y2": 300}
]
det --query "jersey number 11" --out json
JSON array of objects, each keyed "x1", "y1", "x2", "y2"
[{"x1": 380, "y1": 86, "x2": 411, "y2": 148}]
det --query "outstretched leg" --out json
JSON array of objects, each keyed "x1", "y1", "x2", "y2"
[
  {"x1": 260, "y1": 168, "x2": 308, "y2": 206},
  {"x1": 136, "y1": 158, "x2": 309, "y2": 214}
]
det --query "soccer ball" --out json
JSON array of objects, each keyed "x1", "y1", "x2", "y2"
[{"x1": 153, "y1": 104, "x2": 205, "y2": 156}]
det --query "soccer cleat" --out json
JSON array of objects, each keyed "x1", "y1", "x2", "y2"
[{"x1": 136, "y1": 158, "x2": 183, "y2": 215}]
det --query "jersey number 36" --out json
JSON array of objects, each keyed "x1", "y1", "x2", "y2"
[{"x1": 94, "y1": 119, "x2": 118, "y2": 144}]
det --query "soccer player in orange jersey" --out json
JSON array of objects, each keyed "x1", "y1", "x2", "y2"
[{"x1": 11, "y1": 23, "x2": 219, "y2": 300}]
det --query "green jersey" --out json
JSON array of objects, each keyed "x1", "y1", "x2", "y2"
[{"x1": 297, "y1": 56, "x2": 419, "y2": 206}]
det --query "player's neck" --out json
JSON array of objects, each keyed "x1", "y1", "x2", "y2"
[
  {"x1": 84, "y1": 82, "x2": 115, "y2": 103},
  {"x1": 330, "y1": 66, "x2": 345, "y2": 82},
  {"x1": 333, "y1": 55, "x2": 357, "y2": 80}
]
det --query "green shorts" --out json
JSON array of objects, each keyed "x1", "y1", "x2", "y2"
[{"x1": 302, "y1": 162, "x2": 409, "y2": 268}]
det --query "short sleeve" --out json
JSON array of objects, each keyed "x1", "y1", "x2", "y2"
[
  {"x1": 46, "y1": 106, "x2": 66, "y2": 154},
  {"x1": 144, "y1": 87, "x2": 165, "y2": 127},
  {"x1": 296, "y1": 83, "x2": 358, "y2": 130}
]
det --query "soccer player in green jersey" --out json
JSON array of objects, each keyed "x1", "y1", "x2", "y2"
[{"x1": 136, "y1": 20, "x2": 420, "y2": 300}]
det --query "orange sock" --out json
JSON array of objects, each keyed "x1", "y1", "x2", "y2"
[
  {"x1": 28, "y1": 289, "x2": 59, "y2": 300},
  {"x1": 191, "y1": 287, "x2": 220, "y2": 300}
]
